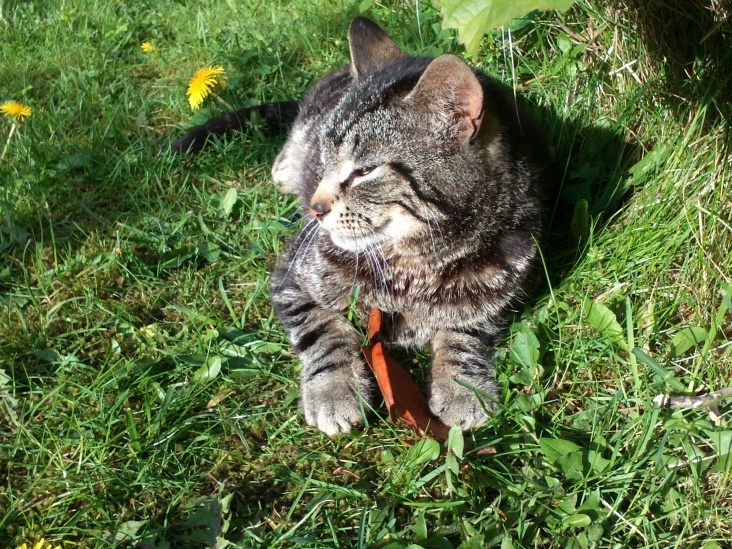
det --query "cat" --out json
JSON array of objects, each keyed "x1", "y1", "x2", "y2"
[{"x1": 174, "y1": 17, "x2": 552, "y2": 436}]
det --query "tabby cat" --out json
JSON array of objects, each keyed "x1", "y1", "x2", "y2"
[{"x1": 174, "y1": 17, "x2": 552, "y2": 436}]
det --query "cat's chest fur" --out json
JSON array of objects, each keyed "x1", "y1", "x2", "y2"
[{"x1": 303, "y1": 233, "x2": 521, "y2": 346}]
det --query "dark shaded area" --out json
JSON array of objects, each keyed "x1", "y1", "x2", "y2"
[{"x1": 620, "y1": 0, "x2": 732, "y2": 120}]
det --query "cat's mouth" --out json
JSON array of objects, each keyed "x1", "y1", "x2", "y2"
[
  {"x1": 328, "y1": 230, "x2": 386, "y2": 253},
  {"x1": 328, "y1": 215, "x2": 421, "y2": 253}
]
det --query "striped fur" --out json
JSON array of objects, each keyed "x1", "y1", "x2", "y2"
[{"x1": 268, "y1": 18, "x2": 553, "y2": 435}]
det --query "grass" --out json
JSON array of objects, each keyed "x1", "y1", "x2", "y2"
[{"x1": 1, "y1": 0, "x2": 731, "y2": 547}]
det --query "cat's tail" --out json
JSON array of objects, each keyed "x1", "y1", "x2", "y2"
[{"x1": 171, "y1": 101, "x2": 300, "y2": 155}]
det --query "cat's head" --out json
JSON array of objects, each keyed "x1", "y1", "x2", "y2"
[{"x1": 310, "y1": 18, "x2": 486, "y2": 254}]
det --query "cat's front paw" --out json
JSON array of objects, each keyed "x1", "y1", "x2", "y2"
[
  {"x1": 301, "y1": 375, "x2": 369, "y2": 436},
  {"x1": 271, "y1": 153, "x2": 301, "y2": 195},
  {"x1": 428, "y1": 379, "x2": 496, "y2": 430}
]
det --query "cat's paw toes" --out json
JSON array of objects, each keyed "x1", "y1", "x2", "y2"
[
  {"x1": 428, "y1": 380, "x2": 495, "y2": 430},
  {"x1": 274, "y1": 180, "x2": 299, "y2": 195},
  {"x1": 271, "y1": 159, "x2": 300, "y2": 195},
  {"x1": 301, "y1": 380, "x2": 366, "y2": 436}
]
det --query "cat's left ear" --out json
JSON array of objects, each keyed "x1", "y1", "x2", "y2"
[
  {"x1": 349, "y1": 17, "x2": 406, "y2": 78},
  {"x1": 405, "y1": 54, "x2": 484, "y2": 142}
]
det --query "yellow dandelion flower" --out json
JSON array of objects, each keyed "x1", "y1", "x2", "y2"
[
  {"x1": 187, "y1": 65, "x2": 226, "y2": 110},
  {"x1": 141, "y1": 42, "x2": 156, "y2": 53},
  {"x1": 14, "y1": 539, "x2": 61, "y2": 549},
  {"x1": 1, "y1": 100, "x2": 32, "y2": 121}
]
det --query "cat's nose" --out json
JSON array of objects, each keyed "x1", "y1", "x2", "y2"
[{"x1": 309, "y1": 201, "x2": 330, "y2": 220}]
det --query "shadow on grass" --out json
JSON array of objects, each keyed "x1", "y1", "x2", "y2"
[{"x1": 622, "y1": 0, "x2": 732, "y2": 122}]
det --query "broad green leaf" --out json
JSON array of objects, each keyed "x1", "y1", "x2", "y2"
[
  {"x1": 251, "y1": 340, "x2": 287, "y2": 355},
  {"x1": 539, "y1": 437, "x2": 582, "y2": 462},
  {"x1": 709, "y1": 430, "x2": 732, "y2": 473},
  {"x1": 556, "y1": 494, "x2": 578, "y2": 514},
  {"x1": 628, "y1": 143, "x2": 670, "y2": 184},
  {"x1": 462, "y1": 519, "x2": 477, "y2": 537},
  {"x1": 177, "y1": 354, "x2": 209, "y2": 366},
  {"x1": 669, "y1": 326, "x2": 708, "y2": 357},
  {"x1": 113, "y1": 519, "x2": 147, "y2": 541},
  {"x1": 412, "y1": 510, "x2": 428, "y2": 542},
  {"x1": 56, "y1": 152, "x2": 93, "y2": 171},
  {"x1": 539, "y1": 438, "x2": 602, "y2": 480},
  {"x1": 571, "y1": 199, "x2": 590, "y2": 241},
  {"x1": 406, "y1": 438, "x2": 441, "y2": 466},
  {"x1": 557, "y1": 451, "x2": 584, "y2": 480},
  {"x1": 435, "y1": 0, "x2": 576, "y2": 57},
  {"x1": 0, "y1": 368, "x2": 10, "y2": 388},
  {"x1": 423, "y1": 536, "x2": 456, "y2": 549},
  {"x1": 160, "y1": 246, "x2": 195, "y2": 270},
  {"x1": 193, "y1": 356, "x2": 223, "y2": 383},
  {"x1": 509, "y1": 324, "x2": 540, "y2": 369},
  {"x1": 33, "y1": 348, "x2": 62, "y2": 364},
  {"x1": 584, "y1": 298, "x2": 628, "y2": 350},
  {"x1": 125, "y1": 408, "x2": 141, "y2": 453},
  {"x1": 577, "y1": 489, "x2": 602, "y2": 513},
  {"x1": 0, "y1": 293, "x2": 30, "y2": 308},
  {"x1": 447, "y1": 425, "x2": 465, "y2": 460},
  {"x1": 219, "y1": 188, "x2": 238, "y2": 217},
  {"x1": 585, "y1": 450, "x2": 610, "y2": 475},
  {"x1": 562, "y1": 513, "x2": 591, "y2": 528},
  {"x1": 513, "y1": 393, "x2": 543, "y2": 412},
  {"x1": 228, "y1": 366, "x2": 262, "y2": 379},
  {"x1": 198, "y1": 242, "x2": 221, "y2": 263},
  {"x1": 556, "y1": 33, "x2": 572, "y2": 55},
  {"x1": 1, "y1": 224, "x2": 29, "y2": 244},
  {"x1": 457, "y1": 534, "x2": 486, "y2": 549},
  {"x1": 723, "y1": 291, "x2": 732, "y2": 312},
  {"x1": 188, "y1": 107, "x2": 214, "y2": 126},
  {"x1": 587, "y1": 524, "x2": 603, "y2": 542},
  {"x1": 709, "y1": 430, "x2": 732, "y2": 457}
]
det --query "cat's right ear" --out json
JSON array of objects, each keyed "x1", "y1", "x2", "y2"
[
  {"x1": 405, "y1": 54, "x2": 484, "y2": 143},
  {"x1": 348, "y1": 17, "x2": 405, "y2": 78}
]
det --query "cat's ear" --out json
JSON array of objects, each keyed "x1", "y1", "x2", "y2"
[
  {"x1": 349, "y1": 17, "x2": 405, "y2": 78},
  {"x1": 405, "y1": 54, "x2": 484, "y2": 142}
]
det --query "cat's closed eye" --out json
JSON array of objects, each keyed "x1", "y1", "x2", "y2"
[
  {"x1": 354, "y1": 166, "x2": 374, "y2": 176},
  {"x1": 350, "y1": 165, "x2": 379, "y2": 184}
]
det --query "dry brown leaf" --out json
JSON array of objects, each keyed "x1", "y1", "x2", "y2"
[{"x1": 361, "y1": 309, "x2": 451, "y2": 441}]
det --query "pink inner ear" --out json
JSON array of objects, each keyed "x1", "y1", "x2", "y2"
[
  {"x1": 406, "y1": 55, "x2": 485, "y2": 141},
  {"x1": 453, "y1": 87, "x2": 484, "y2": 140},
  {"x1": 454, "y1": 105, "x2": 483, "y2": 140}
]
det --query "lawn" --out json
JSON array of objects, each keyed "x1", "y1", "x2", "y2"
[{"x1": 1, "y1": 0, "x2": 731, "y2": 547}]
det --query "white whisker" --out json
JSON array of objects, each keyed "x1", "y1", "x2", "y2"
[
  {"x1": 425, "y1": 209, "x2": 446, "y2": 251},
  {"x1": 364, "y1": 227, "x2": 390, "y2": 299},
  {"x1": 277, "y1": 218, "x2": 320, "y2": 289}
]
